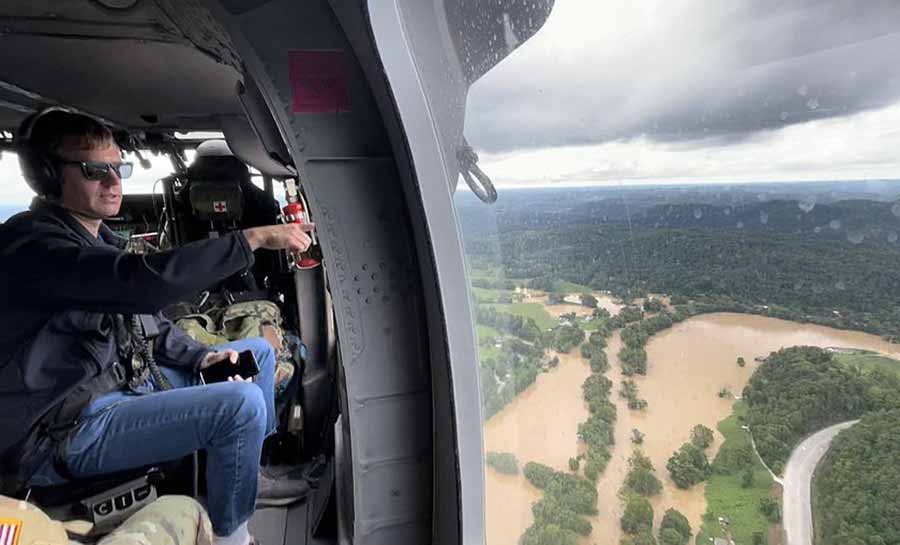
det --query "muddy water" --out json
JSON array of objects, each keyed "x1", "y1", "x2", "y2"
[
  {"x1": 484, "y1": 350, "x2": 592, "y2": 545},
  {"x1": 484, "y1": 312, "x2": 900, "y2": 545}
]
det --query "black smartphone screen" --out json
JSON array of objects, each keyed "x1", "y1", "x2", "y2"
[{"x1": 200, "y1": 350, "x2": 261, "y2": 384}]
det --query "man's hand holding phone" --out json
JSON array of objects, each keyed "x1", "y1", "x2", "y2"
[{"x1": 200, "y1": 349, "x2": 260, "y2": 383}]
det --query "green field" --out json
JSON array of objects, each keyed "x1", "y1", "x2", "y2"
[
  {"x1": 557, "y1": 280, "x2": 592, "y2": 294},
  {"x1": 698, "y1": 402, "x2": 775, "y2": 545},
  {"x1": 835, "y1": 351, "x2": 900, "y2": 377},
  {"x1": 478, "y1": 344, "x2": 503, "y2": 362},
  {"x1": 476, "y1": 324, "x2": 502, "y2": 339},
  {"x1": 506, "y1": 302, "x2": 558, "y2": 331}
]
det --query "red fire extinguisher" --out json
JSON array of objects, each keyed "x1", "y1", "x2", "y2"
[{"x1": 282, "y1": 201, "x2": 320, "y2": 270}]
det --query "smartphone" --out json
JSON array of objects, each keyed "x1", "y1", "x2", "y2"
[{"x1": 200, "y1": 350, "x2": 260, "y2": 384}]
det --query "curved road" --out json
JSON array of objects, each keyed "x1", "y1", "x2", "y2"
[{"x1": 781, "y1": 420, "x2": 858, "y2": 545}]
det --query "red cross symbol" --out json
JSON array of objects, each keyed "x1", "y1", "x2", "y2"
[{"x1": 213, "y1": 201, "x2": 227, "y2": 213}]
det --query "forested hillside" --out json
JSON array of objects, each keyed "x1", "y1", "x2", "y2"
[
  {"x1": 814, "y1": 411, "x2": 900, "y2": 545},
  {"x1": 460, "y1": 190, "x2": 900, "y2": 340},
  {"x1": 741, "y1": 347, "x2": 900, "y2": 471}
]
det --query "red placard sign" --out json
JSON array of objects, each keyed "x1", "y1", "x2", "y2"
[{"x1": 289, "y1": 50, "x2": 350, "y2": 113}]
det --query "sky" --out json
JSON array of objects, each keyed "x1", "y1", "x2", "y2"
[
  {"x1": 3, "y1": 1, "x2": 900, "y2": 205},
  {"x1": 463, "y1": 0, "x2": 900, "y2": 187}
]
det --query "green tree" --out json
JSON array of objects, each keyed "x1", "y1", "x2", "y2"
[
  {"x1": 631, "y1": 428, "x2": 645, "y2": 445},
  {"x1": 589, "y1": 351, "x2": 609, "y2": 373},
  {"x1": 659, "y1": 508, "x2": 691, "y2": 545},
  {"x1": 741, "y1": 467, "x2": 754, "y2": 488},
  {"x1": 752, "y1": 531, "x2": 765, "y2": 545},
  {"x1": 485, "y1": 451, "x2": 519, "y2": 475},
  {"x1": 624, "y1": 450, "x2": 662, "y2": 496},
  {"x1": 758, "y1": 497, "x2": 781, "y2": 523},
  {"x1": 619, "y1": 346, "x2": 648, "y2": 376},
  {"x1": 623, "y1": 530, "x2": 658, "y2": 545},
  {"x1": 690, "y1": 424, "x2": 714, "y2": 449},
  {"x1": 658, "y1": 528, "x2": 685, "y2": 545},
  {"x1": 815, "y1": 412, "x2": 900, "y2": 545},
  {"x1": 532, "y1": 496, "x2": 592, "y2": 536},
  {"x1": 521, "y1": 523, "x2": 577, "y2": 545},
  {"x1": 619, "y1": 306, "x2": 645, "y2": 323},
  {"x1": 737, "y1": 356, "x2": 746, "y2": 367},
  {"x1": 581, "y1": 293, "x2": 599, "y2": 308},
  {"x1": 666, "y1": 443, "x2": 711, "y2": 489},
  {"x1": 643, "y1": 298, "x2": 663, "y2": 312},
  {"x1": 621, "y1": 496, "x2": 654, "y2": 534},
  {"x1": 568, "y1": 457, "x2": 579, "y2": 472}
]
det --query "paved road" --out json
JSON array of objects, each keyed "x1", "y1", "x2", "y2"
[{"x1": 781, "y1": 420, "x2": 858, "y2": 545}]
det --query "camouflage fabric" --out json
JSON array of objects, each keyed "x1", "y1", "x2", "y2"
[
  {"x1": 175, "y1": 313, "x2": 229, "y2": 347},
  {"x1": 98, "y1": 496, "x2": 213, "y2": 545},
  {"x1": 176, "y1": 300, "x2": 296, "y2": 396},
  {"x1": 0, "y1": 495, "x2": 212, "y2": 545}
]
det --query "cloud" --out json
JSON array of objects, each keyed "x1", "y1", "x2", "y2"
[
  {"x1": 465, "y1": 0, "x2": 900, "y2": 153},
  {"x1": 476, "y1": 101, "x2": 900, "y2": 187}
]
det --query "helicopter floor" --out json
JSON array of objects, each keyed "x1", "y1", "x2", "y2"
[{"x1": 248, "y1": 458, "x2": 335, "y2": 545}]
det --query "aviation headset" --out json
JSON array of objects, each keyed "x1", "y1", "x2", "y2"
[{"x1": 15, "y1": 106, "x2": 109, "y2": 197}]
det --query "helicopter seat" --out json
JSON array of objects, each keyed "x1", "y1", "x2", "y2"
[
  {"x1": 186, "y1": 179, "x2": 244, "y2": 239},
  {"x1": 26, "y1": 463, "x2": 183, "y2": 536}
]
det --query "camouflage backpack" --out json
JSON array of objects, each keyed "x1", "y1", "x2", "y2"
[{"x1": 176, "y1": 300, "x2": 298, "y2": 397}]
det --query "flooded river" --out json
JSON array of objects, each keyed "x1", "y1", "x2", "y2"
[{"x1": 483, "y1": 312, "x2": 900, "y2": 545}]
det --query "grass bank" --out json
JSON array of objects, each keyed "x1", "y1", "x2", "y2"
[
  {"x1": 834, "y1": 350, "x2": 900, "y2": 377},
  {"x1": 698, "y1": 402, "x2": 775, "y2": 545}
]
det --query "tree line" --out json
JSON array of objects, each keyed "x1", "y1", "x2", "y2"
[
  {"x1": 521, "y1": 462, "x2": 598, "y2": 545},
  {"x1": 742, "y1": 346, "x2": 900, "y2": 472},
  {"x1": 463, "y1": 214, "x2": 900, "y2": 341},
  {"x1": 814, "y1": 411, "x2": 900, "y2": 545}
]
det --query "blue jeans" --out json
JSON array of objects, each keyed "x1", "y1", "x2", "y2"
[{"x1": 29, "y1": 338, "x2": 277, "y2": 536}]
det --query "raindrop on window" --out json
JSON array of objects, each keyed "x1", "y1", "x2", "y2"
[
  {"x1": 806, "y1": 97, "x2": 819, "y2": 110},
  {"x1": 835, "y1": 281, "x2": 846, "y2": 291},
  {"x1": 888, "y1": 231, "x2": 898, "y2": 243},
  {"x1": 847, "y1": 232, "x2": 865, "y2": 244},
  {"x1": 736, "y1": 221, "x2": 744, "y2": 229},
  {"x1": 814, "y1": 226, "x2": 822, "y2": 234},
  {"x1": 797, "y1": 84, "x2": 809, "y2": 97},
  {"x1": 829, "y1": 219, "x2": 842, "y2": 231},
  {"x1": 892, "y1": 203, "x2": 900, "y2": 217},
  {"x1": 693, "y1": 208, "x2": 703, "y2": 220},
  {"x1": 799, "y1": 197, "x2": 816, "y2": 213},
  {"x1": 760, "y1": 211, "x2": 769, "y2": 225}
]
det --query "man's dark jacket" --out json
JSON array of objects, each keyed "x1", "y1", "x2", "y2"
[{"x1": 0, "y1": 199, "x2": 256, "y2": 460}]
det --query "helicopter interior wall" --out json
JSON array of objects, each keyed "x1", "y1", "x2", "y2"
[
  {"x1": 202, "y1": 1, "x2": 442, "y2": 543},
  {"x1": 0, "y1": 1, "x2": 243, "y2": 131}
]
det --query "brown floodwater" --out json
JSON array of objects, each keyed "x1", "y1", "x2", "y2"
[
  {"x1": 483, "y1": 312, "x2": 900, "y2": 545},
  {"x1": 484, "y1": 350, "x2": 592, "y2": 545}
]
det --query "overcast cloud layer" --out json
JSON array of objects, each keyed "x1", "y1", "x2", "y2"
[{"x1": 465, "y1": 0, "x2": 900, "y2": 153}]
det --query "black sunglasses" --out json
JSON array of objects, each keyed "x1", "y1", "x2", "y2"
[{"x1": 56, "y1": 159, "x2": 134, "y2": 181}]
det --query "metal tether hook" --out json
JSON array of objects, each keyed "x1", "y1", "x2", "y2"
[{"x1": 457, "y1": 138, "x2": 497, "y2": 204}]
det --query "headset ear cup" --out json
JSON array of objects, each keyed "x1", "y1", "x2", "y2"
[
  {"x1": 16, "y1": 143, "x2": 60, "y2": 197},
  {"x1": 39, "y1": 155, "x2": 61, "y2": 196}
]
